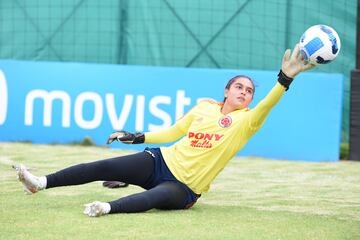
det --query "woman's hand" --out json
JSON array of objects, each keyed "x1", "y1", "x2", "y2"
[
  {"x1": 281, "y1": 44, "x2": 316, "y2": 78},
  {"x1": 106, "y1": 131, "x2": 145, "y2": 144}
]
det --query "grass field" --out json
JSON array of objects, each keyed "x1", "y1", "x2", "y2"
[{"x1": 1, "y1": 142, "x2": 359, "y2": 240}]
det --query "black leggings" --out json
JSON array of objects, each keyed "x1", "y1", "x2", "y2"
[{"x1": 46, "y1": 152, "x2": 189, "y2": 213}]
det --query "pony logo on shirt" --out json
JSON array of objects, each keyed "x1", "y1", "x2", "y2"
[
  {"x1": 188, "y1": 131, "x2": 224, "y2": 148},
  {"x1": 218, "y1": 115, "x2": 232, "y2": 128}
]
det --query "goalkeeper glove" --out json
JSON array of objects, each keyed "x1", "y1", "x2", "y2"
[{"x1": 106, "y1": 131, "x2": 145, "y2": 144}]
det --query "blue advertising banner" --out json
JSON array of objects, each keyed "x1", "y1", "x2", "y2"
[{"x1": 0, "y1": 60, "x2": 343, "y2": 161}]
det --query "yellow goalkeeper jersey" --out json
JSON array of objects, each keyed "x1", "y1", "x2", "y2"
[{"x1": 145, "y1": 82, "x2": 285, "y2": 194}]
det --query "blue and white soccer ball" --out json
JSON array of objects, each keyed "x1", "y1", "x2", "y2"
[{"x1": 299, "y1": 25, "x2": 341, "y2": 65}]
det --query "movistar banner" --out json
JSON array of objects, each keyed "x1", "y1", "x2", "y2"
[{"x1": 0, "y1": 60, "x2": 343, "y2": 161}]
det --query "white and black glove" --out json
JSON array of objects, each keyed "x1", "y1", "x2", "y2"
[
  {"x1": 106, "y1": 131, "x2": 145, "y2": 145},
  {"x1": 279, "y1": 44, "x2": 316, "y2": 90}
]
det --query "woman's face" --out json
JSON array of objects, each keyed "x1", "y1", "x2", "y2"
[{"x1": 224, "y1": 77, "x2": 254, "y2": 110}]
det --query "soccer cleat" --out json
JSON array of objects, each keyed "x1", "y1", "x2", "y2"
[
  {"x1": 13, "y1": 164, "x2": 45, "y2": 194},
  {"x1": 83, "y1": 201, "x2": 111, "y2": 217}
]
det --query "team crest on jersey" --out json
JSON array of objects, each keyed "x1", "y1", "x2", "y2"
[{"x1": 218, "y1": 115, "x2": 232, "y2": 128}]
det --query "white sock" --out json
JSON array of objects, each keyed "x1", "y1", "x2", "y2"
[
  {"x1": 39, "y1": 176, "x2": 47, "y2": 190},
  {"x1": 25, "y1": 171, "x2": 46, "y2": 190},
  {"x1": 103, "y1": 202, "x2": 111, "y2": 214}
]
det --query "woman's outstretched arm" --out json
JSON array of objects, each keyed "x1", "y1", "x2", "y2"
[{"x1": 248, "y1": 44, "x2": 315, "y2": 130}]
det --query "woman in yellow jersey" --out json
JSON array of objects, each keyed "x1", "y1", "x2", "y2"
[{"x1": 14, "y1": 45, "x2": 315, "y2": 217}]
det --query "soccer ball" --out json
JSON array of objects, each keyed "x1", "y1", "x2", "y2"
[{"x1": 299, "y1": 25, "x2": 341, "y2": 65}]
